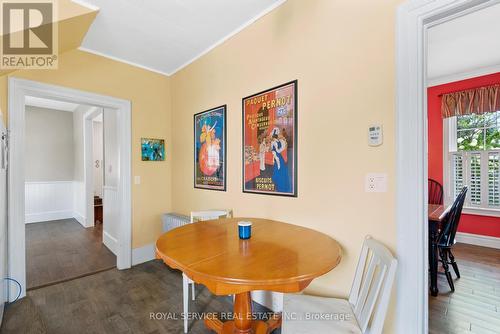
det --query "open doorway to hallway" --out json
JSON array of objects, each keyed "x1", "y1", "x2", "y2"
[{"x1": 23, "y1": 96, "x2": 117, "y2": 290}]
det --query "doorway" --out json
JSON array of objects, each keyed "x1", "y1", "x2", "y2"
[
  {"x1": 396, "y1": 0, "x2": 500, "y2": 332},
  {"x1": 22, "y1": 99, "x2": 117, "y2": 290},
  {"x1": 7, "y1": 78, "x2": 132, "y2": 301}
]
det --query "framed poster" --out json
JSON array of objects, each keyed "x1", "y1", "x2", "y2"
[
  {"x1": 141, "y1": 138, "x2": 165, "y2": 161},
  {"x1": 242, "y1": 80, "x2": 297, "y2": 197},
  {"x1": 194, "y1": 105, "x2": 227, "y2": 191}
]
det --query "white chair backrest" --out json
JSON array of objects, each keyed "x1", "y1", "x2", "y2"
[
  {"x1": 348, "y1": 236, "x2": 397, "y2": 334},
  {"x1": 190, "y1": 210, "x2": 233, "y2": 223}
]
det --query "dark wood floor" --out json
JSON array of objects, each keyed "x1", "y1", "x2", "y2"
[
  {"x1": 1, "y1": 261, "x2": 279, "y2": 334},
  {"x1": 26, "y1": 219, "x2": 116, "y2": 289},
  {"x1": 429, "y1": 243, "x2": 500, "y2": 334}
]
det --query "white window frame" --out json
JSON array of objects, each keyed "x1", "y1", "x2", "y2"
[{"x1": 443, "y1": 116, "x2": 500, "y2": 217}]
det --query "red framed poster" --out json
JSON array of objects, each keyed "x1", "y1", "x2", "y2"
[{"x1": 242, "y1": 80, "x2": 297, "y2": 197}]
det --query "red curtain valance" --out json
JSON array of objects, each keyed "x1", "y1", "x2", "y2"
[{"x1": 441, "y1": 84, "x2": 500, "y2": 118}]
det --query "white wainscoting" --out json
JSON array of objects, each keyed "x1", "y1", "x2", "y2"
[
  {"x1": 72, "y1": 181, "x2": 87, "y2": 226},
  {"x1": 103, "y1": 186, "x2": 119, "y2": 255},
  {"x1": 25, "y1": 181, "x2": 75, "y2": 223},
  {"x1": 25, "y1": 181, "x2": 89, "y2": 227}
]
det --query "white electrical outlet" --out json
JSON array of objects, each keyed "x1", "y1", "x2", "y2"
[
  {"x1": 134, "y1": 176, "x2": 141, "y2": 185},
  {"x1": 365, "y1": 173, "x2": 388, "y2": 193}
]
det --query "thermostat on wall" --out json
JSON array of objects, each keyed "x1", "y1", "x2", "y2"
[{"x1": 368, "y1": 124, "x2": 383, "y2": 146}]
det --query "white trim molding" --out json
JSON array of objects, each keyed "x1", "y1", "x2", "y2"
[
  {"x1": 456, "y1": 232, "x2": 500, "y2": 249},
  {"x1": 78, "y1": 47, "x2": 170, "y2": 77},
  {"x1": 132, "y1": 243, "x2": 156, "y2": 266},
  {"x1": 8, "y1": 77, "x2": 132, "y2": 301},
  {"x1": 103, "y1": 231, "x2": 119, "y2": 255},
  {"x1": 396, "y1": 0, "x2": 500, "y2": 333}
]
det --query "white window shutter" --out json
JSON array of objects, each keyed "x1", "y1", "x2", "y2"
[
  {"x1": 451, "y1": 154, "x2": 464, "y2": 200},
  {"x1": 469, "y1": 153, "x2": 481, "y2": 205},
  {"x1": 488, "y1": 152, "x2": 500, "y2": 207}
]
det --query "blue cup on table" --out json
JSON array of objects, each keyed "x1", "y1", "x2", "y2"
[{"x1": 238, "y1": 221, "x2": 252, "y2": 239}]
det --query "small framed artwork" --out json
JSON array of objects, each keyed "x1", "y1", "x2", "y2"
[
  {"x1": 242, "y1": 80, "x2": 297, "y2": 197},
  {"x1": 141, "y1": 138, "x2": 165, "y2": 161},
  {"x1": 194, "y1": 105, "x2": 227, "y2": 191}
]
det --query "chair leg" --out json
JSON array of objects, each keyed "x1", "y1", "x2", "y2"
[
  {"x1": 439, "y1": 248, "x2": 455, "y2": 292},
  {"x1": 448, "y1": 249, "x2": 460, "y2": 279},
  {"x1": 182, "y1": 274, "x2": 189, "y2": 333},
  {"x1": 191, "y1": 281, "x2": 195, "y2": 301}
]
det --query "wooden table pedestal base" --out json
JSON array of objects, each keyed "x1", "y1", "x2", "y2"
[{"x1": 204, "y1": 292, "x2": 282, "y2": 334}]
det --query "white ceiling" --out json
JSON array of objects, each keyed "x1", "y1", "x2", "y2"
[
  {"x1": 427, "y1": 4, "x2": 500, "y2": 83},
  {"x1": 25, "y1": 96, "x2": 80, "y2": 112},
  {"x1": 77, "y1": 0, "x2": 286, "y2": 76}
]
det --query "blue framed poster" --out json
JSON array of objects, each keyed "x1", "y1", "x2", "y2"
[{"x1": 194, "y1": 105, "x2": 226, "y2": 191}]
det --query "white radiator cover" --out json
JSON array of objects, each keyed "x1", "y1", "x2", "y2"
[{"x1": 162, "y1": 213, "x2": 190, "y2": 232}]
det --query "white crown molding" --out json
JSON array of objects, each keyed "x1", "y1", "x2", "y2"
[
  {"x1": 78, "y1": 47, "x2": 171, "y2": 77},
  {"x1": 78, "y1": 0, "x2": 287, "y2": 77},
  {"x1": 428, "y1": 63, "x2": 500, "y2": 87},
  {"x1": 71, "y1": 0, "x2": 100, "y2": 12},
  {"x1": 168, "y1": 0, "x2": 287, "y2": 76}
]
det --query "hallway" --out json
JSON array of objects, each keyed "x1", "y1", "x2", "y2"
[{"x1": 26, "y1": 219, "x2": 115, "y2": 290}]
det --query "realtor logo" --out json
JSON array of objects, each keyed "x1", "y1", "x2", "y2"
[{"x1": 1, "y1": 0, "x2": 58, "y2": 69}]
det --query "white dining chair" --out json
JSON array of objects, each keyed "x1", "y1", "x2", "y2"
[
  {"x1": 282, "y1": 236, "x2": 397, "y2": 334},
  {"x1": 182, "y1": 209, "x2": 233, "y2": 333}
]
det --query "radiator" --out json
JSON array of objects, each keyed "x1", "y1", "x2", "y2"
[{"x1": 162, "y1": 213, "x2": 190, "y2": 232}]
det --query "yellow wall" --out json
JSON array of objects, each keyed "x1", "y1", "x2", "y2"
[
  {"x1": 0, "y1": 49, "x2": 172, "y2": 248},
  {"x1": 170, "y1": 0, "x2": 399, "y2": 327}
]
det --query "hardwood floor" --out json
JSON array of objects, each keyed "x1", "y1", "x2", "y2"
[
  {"x1": 1, "y1": 261, "x2": 279, "y2": 334},
  {"x1": 429, "y1": 243, "x2": 500, "y2": 334},
  {"x1": 26, "y1": 219, "x2": 116, "y2": 290}
]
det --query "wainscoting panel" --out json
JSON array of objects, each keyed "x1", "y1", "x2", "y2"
[
  {"x1": 72, "y1": 181, "x2": 87, "y2": 227},
  {"x1": 25, "y1": 181, "x2": 75, "y2": 223},
  {"x1": 103, "y1": 186, "x2": 119, "y2": 255}
]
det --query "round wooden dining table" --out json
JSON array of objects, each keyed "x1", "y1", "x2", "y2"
[{"x1": 156, "y1": 217, "x2": 342, "y2": 334}]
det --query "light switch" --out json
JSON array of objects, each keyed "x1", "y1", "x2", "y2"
[
  {"x1": 134, "y1": 176, "x2": 141, "y2": 185},
  {"x1": 365, "y1": 173, "x2": 387, "y2": 193}
]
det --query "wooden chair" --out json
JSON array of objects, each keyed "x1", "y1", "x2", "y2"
[
  {"x1": 182, "y1": 209, "x2": 233, "y2": 333},
  {"x1": 282, "y1": 236, "x2": 397, "y2": 334},
  {"x1": 437, "y1": 186, "x2": 467, "y2": 292},
  {"x1": 428, "y1": 178, "x2": 444, "y2": 205}
]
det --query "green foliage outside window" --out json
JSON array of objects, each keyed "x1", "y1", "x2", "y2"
[{"x1": 456, "y1": 111, "x2": 500, "y2": 151}]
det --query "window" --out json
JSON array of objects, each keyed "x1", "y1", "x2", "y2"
[{"x1": 446, "y1": 111, "x2": 500, "y2": 215}]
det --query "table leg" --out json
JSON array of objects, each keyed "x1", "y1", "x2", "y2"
[
  {"x1": 204, "y1": 291, "x2": 282, "y2": 334},
  {"x1": 429, "y1": 223, "x2": 439, "y2": 297}
]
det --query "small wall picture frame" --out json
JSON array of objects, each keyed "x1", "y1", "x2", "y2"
[{"x1": 141, "y1": 138, "x2": 165, "y2": 161}]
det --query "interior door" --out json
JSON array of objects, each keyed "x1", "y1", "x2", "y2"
[{"x1": 0, "y1": 118, "x2": 8, "y2": 322}]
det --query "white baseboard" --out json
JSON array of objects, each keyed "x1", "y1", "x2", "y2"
[
  {"x1": 72, "y1": 212, "x2": 87, "y2": 228},
  {"x1": 252, "y1": 291, "x2": 283, "y2": 312},
  {"x1": 103, "y1": 231, "x2": 119, "y2": 255},
  {"x1": 25, "y1": 210, "x2": 74, "y2": 223},
  {"x1": 132, "y1": 243, "x2": 156, "y2": 266},
  {"x1": 456, "y1": 232, "x2": 500, "y2": 250}
]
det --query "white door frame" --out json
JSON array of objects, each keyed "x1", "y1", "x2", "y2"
[
  {"x1": 84, "y1": 107, "x2": 103, "y2": 229},
  {"x1": 7, "y1": 77, "x2": 132, "y2": 301},
  {"x1": 396, "y1": 0, "x2": 500, "y2": 332}
]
